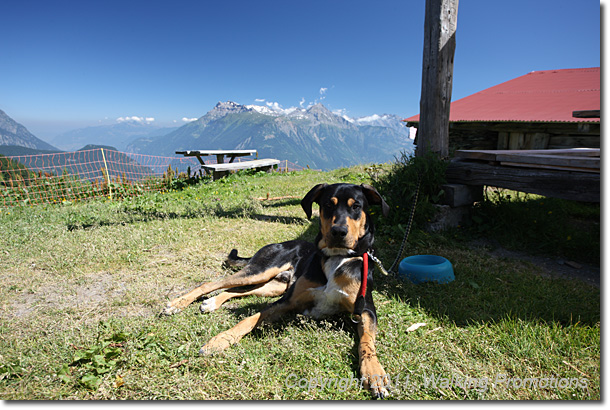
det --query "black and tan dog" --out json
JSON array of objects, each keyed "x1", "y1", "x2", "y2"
[{"x1": 162, "y1": 183, "x2": 391, "y2": 398}]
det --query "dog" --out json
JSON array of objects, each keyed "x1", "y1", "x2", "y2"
[{"x1": 162, "y1": 183, "x2": 391, "y2": 398}]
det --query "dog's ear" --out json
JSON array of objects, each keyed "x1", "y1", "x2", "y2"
[
  {"x1": 301, "y1": 183, "x2": 328, "y2": 219},
  {"x1": 361, "y1": 184, "x2": 390, "y2": 217}
]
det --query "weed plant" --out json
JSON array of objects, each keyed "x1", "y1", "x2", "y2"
[{"x1": 373, "y1": 151, "x2": 448, "y2": 236}]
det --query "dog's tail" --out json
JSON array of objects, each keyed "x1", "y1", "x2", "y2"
[{"x1": 224, "y1": 249, "x2": 250, "y2": 268}]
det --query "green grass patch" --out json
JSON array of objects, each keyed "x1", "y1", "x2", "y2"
[{"x1": 0, "y1": 166, "x2": 600, "y2": 400}]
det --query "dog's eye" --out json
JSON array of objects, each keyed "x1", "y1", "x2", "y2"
[{"x1": 352, "y1": 203, "x2": 361, "y2": 211}]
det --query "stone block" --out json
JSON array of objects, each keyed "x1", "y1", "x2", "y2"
[{"x1": 441, "y1": 184, "x2": 483, "y2": 207}]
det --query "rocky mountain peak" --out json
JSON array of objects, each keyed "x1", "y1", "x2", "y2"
[
  {"x1": 0, "y1": 109, "x2": 58, "y2": 151},
  {"x1": 214, "y1": 101, "x2": 246, "y2": 111},
  {"x1": 196, "y1": 101, "x2": 252, "y2": 125}
]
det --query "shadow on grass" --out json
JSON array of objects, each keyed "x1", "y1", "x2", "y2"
[
  {"x1": 371, "y1": 245, "x2": 601, "y2": 328},
  {"x1": 260, "y1": 198, "x2": 302, "y2": 209},
  {"x1": 65, "y1": 200, "x2": 312, "y2": 231}
]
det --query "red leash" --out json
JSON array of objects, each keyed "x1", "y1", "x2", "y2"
[{"x1": 353, "y1": 252, "x2": 368, "y2": 316}]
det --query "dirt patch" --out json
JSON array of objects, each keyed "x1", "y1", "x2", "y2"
[
  {"x1": 469, "y1": 238, "x2": 600, "y2": 287},
  {"x1": 9, "y1": 272, "x2": 129, "y2": 319}
]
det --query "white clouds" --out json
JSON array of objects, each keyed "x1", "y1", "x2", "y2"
[
  {"x1": 265, "y1": 101, "x2": 284, "y2": 111},
  {"x1": 318, "y1": 87, "x2": 329, "y2": 101},
  {"x1": 116, "y1": 116, "x2": 154, "y2": 124},
  {"x1": 251, "y1": 86, "x2": 333, "y2": 113},
  {"x1": 182, "y1": 117, "x2": 198, "y2": 122},
  {"x1": 356, "y1": 114, "x2": 382, "y2": 123}
]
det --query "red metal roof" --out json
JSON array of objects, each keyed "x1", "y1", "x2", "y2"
[{"x1": 405, "y1": 67, "x2": 600, "y2": 124}]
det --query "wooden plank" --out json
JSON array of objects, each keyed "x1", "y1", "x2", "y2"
[
  {"x1": 508, "y1": 132, "x2": 524, "y2": 150},
  {"x1": 499, "y1": 162, "x2": 600, "y2": 174},
  {"x1": 455, "y1": 148, "x2": 600, "y2": 161},
  {"x1": 446, "y1": 159, "x2": 600, "y2": 202},
  {"x1": 573, "y1": 110, "x2": 600, "y2": 118},
  {"x1": 176, "y1": 149, "x2": 256, "y2": 156},
  {"x1": 548, "y1": 135, "x2": 600, "y2": 149},
  {"x1": 497, "y1": 132, "x2": 509, "y2": 150},
  {"x1": 520, "y1": 148, "x2": 600, "y2": 157},
  {"x1": 202, "y1": 159, "x2": 280, "y2": 172},
  {"x1": 495, "y1": 154, "x2": 600, "y2": 170},
  {"x1": 529, "y1": 133, "x2": 550, "y2": 150}
]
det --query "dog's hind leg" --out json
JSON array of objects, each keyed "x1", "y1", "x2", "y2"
[
  {"x1": 161, "y1": 263, "x2": 293, "y2": 316},
  {"x1": 199, "y1": 277, "x2": 319, "y2": 355},
  {"x1": 200, "y1": 279, "x2": 289, "y2": 313}
]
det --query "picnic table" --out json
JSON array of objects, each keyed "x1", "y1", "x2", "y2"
[
  {"x1": 176, "y1": 149, "x2": 280, "y2": 180},
  {"x1": 175, "y1": 149, "x2": 258, "y2": 165}
]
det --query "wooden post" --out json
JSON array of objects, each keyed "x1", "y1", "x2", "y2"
[{"x1": 417, "y1": 0, "x2": 459, "y2": 158}]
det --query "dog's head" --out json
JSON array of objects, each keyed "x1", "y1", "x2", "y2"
[{"x1": 301, "y1": 183, "x2": 389, "y2": 255}]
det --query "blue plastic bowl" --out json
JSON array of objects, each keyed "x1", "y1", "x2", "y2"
[{"x1": 398, "y1": 255, "x2": 455, "y2": 284}]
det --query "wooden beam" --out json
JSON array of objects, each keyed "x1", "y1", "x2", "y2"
[
  {"x1": 455, "y1": 148, "x2": 600, "y2": 161},
  {"x1": 572, "y1": 110, "x2": 600, "y2": 118},
  {"x1": 495, "y1": 154, "x2": 599, "y2": 171},
  {"x1": 446, "y1": 159, "x2": 600, "y2": 202},
  {"x1": 499, "y1": 162, "x2": 599, "y2": 174},
  {"x1": 417, "y1": 0, "x2": 459, "y2": 158}
]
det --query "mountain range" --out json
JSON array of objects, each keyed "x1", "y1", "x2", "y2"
[
  {"x1": 0, "y1": 102, "x2": 413, "y2": 170},
  {"x1": 50, "y1": 121, "x2": 179, "y2": 152},
  {"x1": 127, "y1": 101, "x2": 414, "y2": 170},
  {"x1": 0, "y1": 109, "x2": 58, "y2": 151}
]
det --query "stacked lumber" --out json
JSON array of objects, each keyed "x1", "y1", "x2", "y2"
[
  {"x1": 455, "y1": 148, "x2": 600, "y2": 174},
  {"x1": 446, "y1": 148, "x2": 600, "y2": 202}
]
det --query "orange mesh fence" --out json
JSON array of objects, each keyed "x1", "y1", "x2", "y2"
[{"x1": 0, "y1": 148, "x2": 308, "y2": 207}]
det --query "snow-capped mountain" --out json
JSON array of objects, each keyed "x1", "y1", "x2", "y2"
[
  {"x1": 199, "y1": 101, "x2": 403, "y2": 130},
  {"x1": 127, "y1": 101, "x2": 413, "y2": 170}
]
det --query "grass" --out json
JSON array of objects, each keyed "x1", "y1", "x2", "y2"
[{"x1": 0, "y1": 167, "x2": 600, "y2": 400}]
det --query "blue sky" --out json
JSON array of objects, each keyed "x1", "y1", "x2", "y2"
[{"x1": 0, "y1": 0, "x2": 601, "y2": 140}]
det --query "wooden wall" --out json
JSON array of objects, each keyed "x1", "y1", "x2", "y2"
[{"x1": 434, "y1": 121, "x2": 601, "y2": 154}]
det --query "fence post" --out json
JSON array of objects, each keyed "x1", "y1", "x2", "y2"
[{"x1": 100, "y1": 148, "x2": 112, "y2": 200}]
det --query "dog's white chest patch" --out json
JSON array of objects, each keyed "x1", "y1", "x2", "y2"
[{"x1": 304, "y1": 256, "x2": 358, "y2": 319}]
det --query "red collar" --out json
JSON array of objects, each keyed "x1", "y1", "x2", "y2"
[
  {"x1": 360, "y1": 252, "x2": 368, "y2": 298},
  {"x1": 354, "y1": 252, "x2": 368, "y2": 315}
]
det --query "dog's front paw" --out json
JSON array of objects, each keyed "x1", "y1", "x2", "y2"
[
  {"x1": 361, "y1": 360, "x2": 391, "y2": 399},
  {"x1": 363, "y1": 373, "x2": 390, "y2": 399},
  {"x1": 200, "y1": 297, "x2": 218, "y2": 314},
  {"x1": 160, "y1": 297, "x2": 192, "y2": 316},
  {"x1": 160, "y1": 302, "x2": 182, "y2": 316}
]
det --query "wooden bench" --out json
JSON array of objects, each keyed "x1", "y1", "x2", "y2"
[{"x1": 202, "y1": 158, "x2": 281, "y2": 180}]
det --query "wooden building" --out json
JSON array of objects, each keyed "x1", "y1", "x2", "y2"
[{"x1": 405, "y1": 67, "x2": 600, "y2": 154}]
